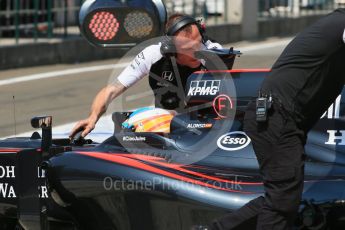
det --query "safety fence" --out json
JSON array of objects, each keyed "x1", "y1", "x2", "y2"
[
  {"x1": 0, "y1": 0, "x2": 342, "y2": 46},
  {"x1": 0, "y1": 0, "x2": 82, "y2": 45}
]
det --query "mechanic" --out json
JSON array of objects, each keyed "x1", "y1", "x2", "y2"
[
  {"x1": 70, "y1": 13, "x2": 222, "y2": 138},
  {"x1": 193, "y1": 8, "x2": 345, "y2": 230}
]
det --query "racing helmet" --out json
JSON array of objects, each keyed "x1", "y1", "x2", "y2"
[{"x1": 122, "y1": 107, "x2": 175, "y2": 133}]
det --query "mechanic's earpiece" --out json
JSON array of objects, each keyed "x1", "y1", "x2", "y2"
[{"x1": 160, "y1": 16, "x2": 205, "y2": 58}]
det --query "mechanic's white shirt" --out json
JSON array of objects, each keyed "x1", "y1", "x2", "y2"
[
  {"x1": 343, "y1": 28, "x2": 345, "y2": 43},
  {"x1": 117, "y1": 40, "x2": 223, "y2": 88}
]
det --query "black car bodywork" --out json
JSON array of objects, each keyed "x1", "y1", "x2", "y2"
[{"x1": 0, "y1": 60, "x2": 345, "y2": 230}]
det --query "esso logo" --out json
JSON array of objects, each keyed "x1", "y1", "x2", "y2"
[{"x1": 217, "y1": 131, "x2": 251, "y2": 151}]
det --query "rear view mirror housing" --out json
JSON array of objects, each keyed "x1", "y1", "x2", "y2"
[
  {"x1": 31, "y1": 116, "x2": 52, "y2": 153},
  {"x1": 31, "y1": 116, "x2": 52, "y2": 129}
]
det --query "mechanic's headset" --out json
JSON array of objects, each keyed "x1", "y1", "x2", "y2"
[{"x1": 160, "y1": 16, "x2": 205, "y2": 58}]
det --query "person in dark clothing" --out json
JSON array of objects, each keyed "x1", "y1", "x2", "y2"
[
  {"x1": 70, "y1": 14, "x2": 222, "y2": 138},
  {"x1": 193, "y1": 8, "x2": 345, "y2": 230}
]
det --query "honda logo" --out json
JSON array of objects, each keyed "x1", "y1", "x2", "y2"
[{"x1": 162, "y1": 71, "x2": 174, "y2": 81}]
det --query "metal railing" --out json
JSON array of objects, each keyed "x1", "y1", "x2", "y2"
[
  {"x1": 0, "y1": 0, "x2": 229, "y2": 46},
  {"x1": 0, "y1": 0, "x2": 84, "y2": 46},
  {"x1": 0, "y1": 0, "x2": 341, "y2": 46}
]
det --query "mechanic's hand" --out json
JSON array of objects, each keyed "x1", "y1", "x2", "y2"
[{"x1": 69, "y1": 118, "x2": 96, "y2": 139}]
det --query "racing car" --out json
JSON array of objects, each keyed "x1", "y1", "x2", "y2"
[
  {"x1": 1, "y1": 0, "x2": 345, "y2": 229},
  {"x1": 1, "y1": 48, "x2": 345, "y2": 229}
]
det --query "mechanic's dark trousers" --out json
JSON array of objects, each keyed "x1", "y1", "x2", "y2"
[{"x1": 213, "y1": 102, "x2": 306, "y2": 230}]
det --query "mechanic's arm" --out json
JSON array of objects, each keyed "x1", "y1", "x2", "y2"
[
  {"x1": 70, "y1": 82, "x2": 126, "y2": 138},
  {"x1": 70, "y1": 44, "x2": 162, "y2": 138}
]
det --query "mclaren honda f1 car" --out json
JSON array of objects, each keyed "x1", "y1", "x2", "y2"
[
  {"x1": 0, "y1": 47, "x2": 345, "y2": 230},
  {"x1": 1, "y1": 0, "x2": 345, "y2": 228}
]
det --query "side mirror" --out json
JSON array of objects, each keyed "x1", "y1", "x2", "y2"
[
  {"x1": 31, "y1": 116, "x2": 52, "y2": 154},
  {"x1": 79, "y1": 0, "x2": 167, "y2": 48}
]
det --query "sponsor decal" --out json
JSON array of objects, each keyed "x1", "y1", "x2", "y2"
[
  {"x1": 186, "y1": 123, "x2": 213, "y2": 129},
  {"x1": 187, "y1": 80, "x2": 220, "y2": 96},
  {"x1": 217, "y1": 131, "x2": 251, "y2": 151},
  {"x1": 213, "y1": 94, "x2": 233, "y2": 118},
  {"x1": 0, "y1": 166, "x2": 48, "y2": 198},
  {"x1": 0, "y1": 166, "x2": 15, "y2": 179},
  {"x1": 161, "y1": 71, "x2": 174, "y2": 81},
  {"x1": 321, "y1": 95, "x2": 341, "y2": 119},
  {"x1": 131, "y1": 51, "x2": 145, "y2": 69},
  {"x1": 325, "y1": 130, "x2": 345, "y2": 145},
  {"x1": 122, "y1": 136, "x2": 146, "y2": 142}
]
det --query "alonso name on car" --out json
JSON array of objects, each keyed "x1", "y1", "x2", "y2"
[
  {"x1": 122, "y1": 136, "x2": 146, "y2": 142},
  {"x1": 325, "y1": 130, "x2": 345, "y2": 145},
  {"x1": 187, "y1": 80, "x2": 221, "y2": 96},
  {"x1": 217, "y1": 131, "x2": 251, "y2": 151},
  {"x1": 321, "y1": 95, "x2": 341, "y2": 119},
  {"x1": 186, "y1": 123, "x2": 213, "y2": 129}
]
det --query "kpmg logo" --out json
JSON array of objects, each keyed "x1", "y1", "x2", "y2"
[
  {"x1": 217, "y1": 132, "x2": 251, "y2": 151},
  {"x1": 187, "y1": 80, "x2": 221, "y2": 96},
  {"x1": 161, "y1": 71, "x2": 174, "y2": 81}
]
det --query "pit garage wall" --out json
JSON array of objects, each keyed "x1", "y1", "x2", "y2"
[{"x1": 0, "y1": 14, "x2": 327, "y2": 70}]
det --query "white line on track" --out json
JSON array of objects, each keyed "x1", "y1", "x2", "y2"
[
  {"x1": 0, "y1": 63, "x2": 129, "y2": 87},
  {"x1": 238, "y1": 38, "x2": 292, "y2": 52},
  {"x1": 0, "y1": 38, "x2": 292, "y2": 140},
  {"x1": 0, "y1": 38, "x2": 292, "y2": 87}
]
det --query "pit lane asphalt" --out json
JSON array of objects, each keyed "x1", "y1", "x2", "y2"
[{"x1": 0, "y1": 37, "x2": 292, "y2": 138}]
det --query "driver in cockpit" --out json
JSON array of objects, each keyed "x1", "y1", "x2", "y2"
[{"x1": 70, "y1": 13, "x2": 222, "y2": 138}]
